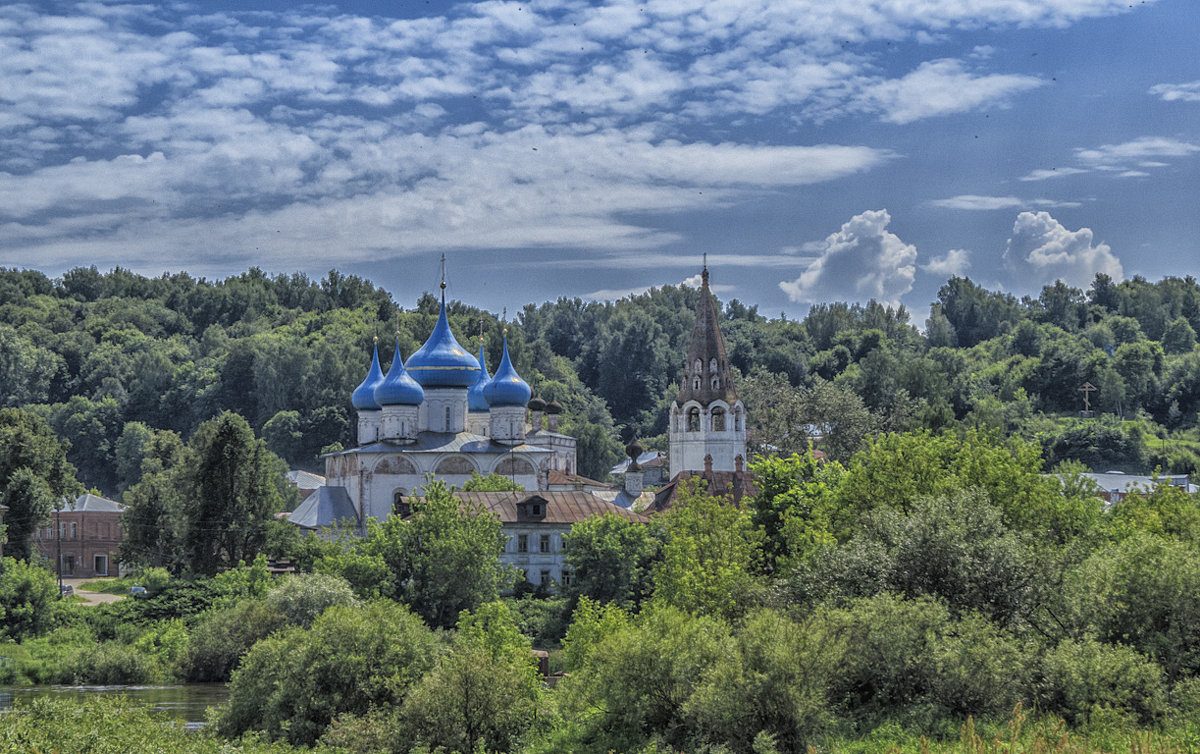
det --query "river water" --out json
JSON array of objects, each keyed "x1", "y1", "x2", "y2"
[{"x1": 0, "y1": 683, "x2": 229, "y2": 726}]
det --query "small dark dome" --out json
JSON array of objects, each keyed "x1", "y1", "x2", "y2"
[
  {"x1": 625, "y1": 439, "x2": 644, "y2": 461},
  {"x1": 545, "y1": 400, "x2": 563, "y2": 414},
  {"x1": 527, "y1": 397, "x2": 546, "y2": 411}
]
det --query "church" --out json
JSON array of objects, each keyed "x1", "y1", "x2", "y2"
[{"x1": 290, "y1": 263, "x2": 748, "y2": 530}]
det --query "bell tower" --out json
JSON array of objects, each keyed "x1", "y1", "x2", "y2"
[{"x1": 668, "y1": 262, "x2": 747, "y2": 477}]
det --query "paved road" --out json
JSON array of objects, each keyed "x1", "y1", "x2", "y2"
[{"x1": 62, "y1": 577, "x2": 126, "y2": 605}]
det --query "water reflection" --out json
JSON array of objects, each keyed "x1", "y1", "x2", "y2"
[{"x1": 0, "y1": 684, "x2": 229, "y2": 725}]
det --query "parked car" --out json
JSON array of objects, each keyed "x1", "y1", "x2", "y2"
[
  {"x1": 60, "y1": 584, "x2": 74, "y2": 597},
  {"x1": 129, "y1": 586, "x2": 147, "y2": 595}
]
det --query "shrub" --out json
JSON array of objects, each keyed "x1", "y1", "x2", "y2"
[
  {"x1": 0, "y1": 557, "x2": 59, "y2": 640},
  {"x1": 59, "y1": 641, "x2": 156, "y2": 684},
  {"x1": 180, "y1": 600, "x2": 286, "y2": 682},
  {"x1": 264, "y1": 572, "x2": 356, "y2": 627},
  {"x1": 215, "y1": 600, "x2": 442, "y2": 746},
  {"x1": 1037, "y1": 637, "x2": 1167, "y2": 725}
]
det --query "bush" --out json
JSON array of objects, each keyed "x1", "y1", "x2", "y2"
[
  {"x1": 215, "y1": 600, "x2": 442, "y2": 746},
  {"x1": 264, "y1": 572, "x2": 356, "y2": 627},
  {"x1": 1037, "y1": 638, "x2": 1167, "y2": 725},
  {"x1": 180, "y1": 599, "x2": 287, "y2": 682},
  {"x1": 824, "y1": 594, "x2": 1030, "y2": 722},
  {"x1": 59, "y1": 641, "x2": 156, "y2": 684},
  {"x1": 0, "y1": 557, "x2": 59, "y2": 640}
]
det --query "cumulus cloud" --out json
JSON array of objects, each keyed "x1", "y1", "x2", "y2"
[
  {"x1": 924, "y1": 249, "x2": 971, "y2": 276},
  {"x1": 779, "y1": 210, "x2": 917, "y2": 306},
  {"x1": 1149, "y1": 81, "x2": 1200, "y2": 102},
  {"x1": 1002, "y1": 211, "x2": 1123, "y2": 291}
]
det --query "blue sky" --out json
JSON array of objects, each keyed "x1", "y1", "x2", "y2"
[{"x1": 1, "y1": 0, "x2": 1197, "y2": 320}]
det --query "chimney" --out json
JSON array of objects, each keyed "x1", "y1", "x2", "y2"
[{"x1": 624, "y1": 439, "x2": 645, "y2": 497}]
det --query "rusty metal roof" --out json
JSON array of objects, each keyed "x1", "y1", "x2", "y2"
[{"x1": 451, "y1": 491, "x2": 649, "y2": 524}]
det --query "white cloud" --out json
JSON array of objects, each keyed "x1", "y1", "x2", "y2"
[
  {"x1": 930, "y1": 195, "x2": 1081, "y2": 210},
  {"x1": 859, "y1": 59, "x2": 1042, "y2": 124},
  {"x1": 924, "y1": 249, "x2": 971, "y2": 276},
  {"x1": 680, "y1": 273, "x2": 735, "y2": 293},
  {"x1": 779, "y1": 209, "x2": 917, "y2": 306},
  {"x1": 1149, "y1": 81, "x2": 1200, "y2": 102},
  {"x1": 1019, "y1": 167, "x2": 1089, "y2": 181},
  {"x1": 1074, "y1": 136, "x2": 1200, "y2": 166},
  {"x1": 1002, "y1": 211, "x2": 1123, "y2": 291}
]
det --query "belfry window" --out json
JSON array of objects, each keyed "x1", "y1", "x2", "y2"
[
  {"x1": 694, "y1": 359, "x2": 703, "y2": 374},
  {"x1": 712, "y1": 407, "x2": 725, "y2": 432},
  {"x1": 711, "y1": 376, "x2": 720, "y2": 389},
  {"x1": 710, "y1": 358, "x2": 718, "y2": 373},
  {"x1": 687, "y1": 407, "x2": 700, "y2": 432}
]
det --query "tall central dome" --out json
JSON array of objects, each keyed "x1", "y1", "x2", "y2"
[{"x1": 405, "y1": 289, "x2": 480, "y2": 388}]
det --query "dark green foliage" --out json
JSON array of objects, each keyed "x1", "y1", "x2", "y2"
[
  {"x1": 795, "y1": 492, "x2": 1035, "y2": 626},
  {"x1": 217, "y1": 600, "x2": 441, "y2": 746},
  {"x1": 367, "y1": 480, "x2": 510, "y2": 629},
  {"x1": 1037, "y1": 638, "x2": 1167, "y2": 725},
  {"x1": 180, "y1": 600, "x2": 288, "y2": 682},
  {"x1": 59, "y1": 641, "x2": 156, "y2": 685},
  {"x1": 0, "y1": 557, "x2": 59, "y2": 640},
  {"x1": 565, "y1": 512, "x2": 658, "y2": 609}
]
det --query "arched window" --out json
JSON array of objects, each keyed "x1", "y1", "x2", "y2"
[
  {"x1": 692, "y1": 376, "x2": 700, "y2": 390},
  {"x1": 709, "y1": 357, "x2": 718, "y2": 373},
  {"x1": 711, "y1": 406, "x2": 725, "y2": 432},
  {"x1": 694, "y1": 359, "x2": 703, "y2": 374},
  {"x1": 687, "y1": 407, "x2": 700, "y2": 432},
  {"x1": 733, "y1": 408, "x2": 742, "y2": 431},
  {"x1": 711, "y1": 376, "x2": 720, "y2": 389}
]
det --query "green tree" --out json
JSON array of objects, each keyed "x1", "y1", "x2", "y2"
[
  {"x1": 371, "y1": 480, "x2": 510, "y2": 628},
  {"x1": 1162, "y1": 316, "x2": 1198, "y2": 355},
  {"x1": 0, "y1": 469, "x2": 54, "y2": 563},
  {"x1": 748, "y1": 451, "x2": 842, "y2": 573},
  {"x1": 462, "y1": 471, "x2": 523, "y2": 491},
  {"x1": 653, "y1": 479, "x2": 761, "y2": 620},
  {"x1": 401, "y1": 602, "x2": 544, "y2": 753},
  {"x1": 565, "y1": 512, "x2": 658, "y2": 609},
  {"x1": 0, "y1": 556, "x2": 59, "y2": 640},
  {"x1": 0, "y1": 407, "x2": 77, "y2": 500},
  {"x1": 179, "y1": 412, "x2": 291, "y2": 575}
]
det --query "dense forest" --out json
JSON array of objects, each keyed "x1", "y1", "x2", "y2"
[
  {"x1": 1, "y1": 266, "x2": 1198, "y2": 497},
  {"x1": 2, "y1": 265, "x2": 1200, "y2": 752}
]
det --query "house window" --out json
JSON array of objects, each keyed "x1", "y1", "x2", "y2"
[
  {"x1": 561, "y1": 569, "x2": 574, "y2": 587},
  {"x1": 70, "y1": 522, "x2": 77, "y2": 539},
  {"x1": 517, "y1": 534, "x2": 528, "y2": 553},
  {"x1": 531, "y1": 503, "x2": 542, "y2": 516},
  {"x1": 539, "y1": 534, "x2": 551, "y2": 553},
  {"x1": 712, "y1": 407, "x2": 725, "y2": 432},
  {"x1": 540, "y1": 569, "x2": 552, "y2": 587},
  {"x1": 687, "y1": 407, "x2": 700, "y2": 432}
]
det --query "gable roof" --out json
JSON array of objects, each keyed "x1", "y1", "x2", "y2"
[
  {"x1": 438, "y1": 491, "x2": 649, "y2": 525},
  {"x1": 285, "y1": 470, "x2": 326, "y2": 489}
]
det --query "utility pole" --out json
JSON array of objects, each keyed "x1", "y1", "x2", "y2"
[{"x1": 55, "y1": 497, "x2": 64, "y2": 598}]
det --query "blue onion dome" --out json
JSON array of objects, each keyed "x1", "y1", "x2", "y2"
[
  {"x1": 351, "y1": 341, "x2": 385, "y2": 410},
  {"x1": 483, "y1": 334, "x2": 532, "y2": 407},
  {"x1": 467, "y1": 342, "x2": 492, "y2": 413},
  {"x1": 375, "y1": 341, "x2": 425, "y2": 406},
  {"x1": 404, "y1": 294, "x2": 481, "y2": 388}
]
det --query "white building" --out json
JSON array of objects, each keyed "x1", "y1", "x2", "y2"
[{"x1": 294, "y1": 282, "x2": 577, "y2": 528}]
